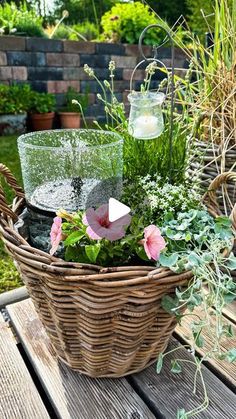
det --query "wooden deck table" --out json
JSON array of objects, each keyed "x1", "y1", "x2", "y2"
[{"x1": 0, "y1": 296, "x2": 236, "y2": 419}]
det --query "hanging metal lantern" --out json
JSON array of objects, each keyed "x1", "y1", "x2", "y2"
[
  {"x1": 127, "y1": 24, "x2": 175, "y2": 149},
  {"x1": 128, "y1": 84, "x2": 165, "y2": 140}
]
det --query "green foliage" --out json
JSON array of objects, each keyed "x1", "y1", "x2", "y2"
[
  {"x1": 101, "y1": 1, "x2": 160, "y2": 44},
  {"x1": 61, "y1": 210, "x2": 144, "y2": 266},
  {"x1": 0, "y1": 248, "x2": 23, "y2": 293},
  {"x1": 173, "y1": 0, "x2": 236, "y2": 151},
  {"x1": 53, "y1": 0, "x2": 117, "y2": 25},
  {"x1": 71, "y1": 21, "x2": 99, "y2": 40},
  {"x1": 186, "y1": 0, "x2": 215, "y2": 36},
  {"x1": 123, "y1": 117, "x2": 188, "y2": 181},
  {"x1": 147, "y1": 0, "x2": 189, "y2": 26},
  {"x1": 30, "y1": 92, "x2": 56, "y2": 114},
  {"x1": 0, "y1": 135, "x2": 22, "y2": 202},
  {"x1": 51, "y1": 23, "x2": 70, "y2": 39},
  {"x1": 171, "y1": 360, "x2": 182, "y2": 374},
  {"x1": 0, "y1": 84, "x2": 31, "y2": 115},
  {"x1": 0, "y1": 135, "x2": 22, "y2": 294},
  {"x1": 83, "y1": 62, "x2": 189, "y2": 182},
  {"x1": 158, "y1": 207, "x2": 236, "y2": 417},
  {"x1": 159, "y1": 210, "x2": 234, "y2": 272},
  {"x1": 0, "y1": 1, "x2": 45, "y2": 37},
  {"x1": 52, "y1": 21, "x2": 99, "y2": 41},
  {"x1": 60, "y1": 86, "x2": 89, "y2": 113},
  {"x1": 156, "y1": 353, "x2": 163, "y2": 373}
]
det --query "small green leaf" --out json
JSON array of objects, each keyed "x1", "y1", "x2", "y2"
[
  {"x1": 156, "y1": 354, "x2": 163, "y2": 374},
  {"x1": 85, "y1": 244, "x2": 101, "y2": 263},
  {"x1": 161, "y1": 295, "x2": 180, "y2": 314},
  {"x1": 214, "y1": 221, "x2": 233, "y2": 239},
  {"x1": 85, "y1": 243, "x2": 101, "y2": 263},
  {"x1": 171, "y1": 360, "x2": 182, "y2": 374},
  {"x1": 64, "y1": 230, "x2": 85, "y2": 246},
  {"x1": 223, "y1": 325, "x2": 234, "y2": 338},
  {"x1": 188, "y1": 252, "x2": 202, "y2": 268},
  {"x1": 216, "y1": 216, "x2": 232, "y2": 227},
  {"x1": 218, "y1": 353, "x2": 227, "y2": 361},
  {"x1": 226, "y1": 348, "x2": 236, "y2": 363},
  {"x1": 65, "y1": 246, "x2": 78, "y2": 262},
  {"x1": 193, "y1": 332, "x2": 204, "y2": 348},
  {"x1": 226, "y1": 254, "x2": 236, "y2": 271},
  {"x1": 159, "y1": 253, "x2": 179, "y2": 268},
  {"x1": 136, "y1": 246, "x2": 149, "y2": 261},
  {"x1": 177, "y1": 408, "x2": 188, "y2": 419},
  {"x1": 185, "y1": 232, "x2": 192, "y2": 241},
  {"x1": 223, "y1": 292, "x2": 236, "y2": 304}
]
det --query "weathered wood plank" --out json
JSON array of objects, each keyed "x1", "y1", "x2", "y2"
[
  {"x1": 0, "y1": 313, "x2": 50, "y2": 419},
  {"x1": 7, "y1": 298, "x2": 155, "y2": 419},
  {"x1": 222, "y1": 301, "x2": 236, "y2": 325},
  {"x1": 130, "y1": 339, "x2": 236, "y2": 419},
  {"x1": 176, "y1": 305, "x2": 236, "y2": 387},
  {"x1": 0, "y1": 285, "x2": 28, "y2": 309}
]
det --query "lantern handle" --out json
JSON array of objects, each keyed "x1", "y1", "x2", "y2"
[
  {"x1": 137, "y1": 23, "x2": 175, "y2": 182},
  {"x1": 129, "y1": 57, "x2": 169, "y2": 94}
]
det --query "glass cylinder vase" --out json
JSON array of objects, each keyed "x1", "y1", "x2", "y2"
[{"x1": 18, "y1": 129, "x2": 123, "y2": 214}]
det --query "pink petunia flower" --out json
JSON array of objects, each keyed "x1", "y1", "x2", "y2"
[
  {"x1": 83, "y1": 204, "x2": 131, "y2": 241},
  {"x1": 50, "y1": 216, "x2": 62, "y2": 256},
  {"x1": 140, "y1": 225, "x2": 166, "y2": 261}
]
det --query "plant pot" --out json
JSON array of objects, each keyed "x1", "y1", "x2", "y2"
[
  {"x1": 31, "y1": 112, "x2": 55, "y2": 131},
  {"x1": 188, "y1": 140, "x2": 236, "y2": 214},
  {"x1": 0, "y1": 113, "x2": 27, "y2": 135},
  {"x1": 59, "y1": 112, "x2": 81, "y2": 129}
]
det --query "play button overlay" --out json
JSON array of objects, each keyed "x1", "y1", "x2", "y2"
[{"x1": 109, "y1": 198, "x2": 130, "y2": 222}]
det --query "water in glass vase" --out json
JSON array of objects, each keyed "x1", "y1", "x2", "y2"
[{"x1": 30, "y1": 176, "x2": 122, "y2": 213}]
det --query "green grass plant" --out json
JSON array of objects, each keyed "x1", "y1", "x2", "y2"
[{"x1": 0, "y1": 136, "x2": 22, "y2": 293}]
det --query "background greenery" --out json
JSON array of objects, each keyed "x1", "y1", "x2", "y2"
[
  {"x1": 0, "y1": 0, "x2": 217, "y2": 41},
  {"x1": 0, "y1": 136, "x2": 22, "y2": 293}
]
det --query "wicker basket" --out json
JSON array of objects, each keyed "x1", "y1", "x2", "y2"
[
  {"x1": 189, "y1": 140, "x2": 236, "y2": 214},
  {"x1": 0, "y1": 164, "x2": 235, "y2": 378}
]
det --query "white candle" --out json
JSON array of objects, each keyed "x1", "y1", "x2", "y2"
[{"x1": 130, "y1": 115, "x2": 163, "y2": 139}]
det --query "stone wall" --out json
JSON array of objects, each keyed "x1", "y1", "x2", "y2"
[{"x1": 0, "y1": 36, "x2": 188, "y2": 122}]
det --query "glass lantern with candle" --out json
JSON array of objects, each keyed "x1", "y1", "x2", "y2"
[{"x1": 128, "y1": 91, "x2": 165, "y2": 140}]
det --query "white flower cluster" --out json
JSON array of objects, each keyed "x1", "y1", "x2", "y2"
[{"x1": 123, "y1": 175, "x2": 201, "y2": 223}]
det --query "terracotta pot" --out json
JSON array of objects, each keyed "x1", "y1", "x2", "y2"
[
  {"x1": 59, "y1": 112, "x2": 81, "y2": 129},
  {"x1": 31, "y1": 112, "x2": 55, "y2": 131}
]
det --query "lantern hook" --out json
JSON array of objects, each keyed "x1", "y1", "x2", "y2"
[{"x1": 137, "y1": 24, "x2": 175, "y2": 182}]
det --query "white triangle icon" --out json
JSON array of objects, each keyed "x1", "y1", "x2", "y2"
[{"x1": 108, "y1": 198, "x2": 130, "y2": 222}]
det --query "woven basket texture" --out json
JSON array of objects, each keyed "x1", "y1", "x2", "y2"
[
  {"x1": 0, "y1": 164, "x2": 235, "y2": 377},
  {"x1": 189, "y1": 141, "x2": 236, "y2": 215}
]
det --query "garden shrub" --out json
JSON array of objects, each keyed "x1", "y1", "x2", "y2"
[
  {"x1": 51, "y1": 23, "x2": 71, "y2": 39},
  {"x1": 0, "y1": 84, "x2": 32, "y2": 114},
  {"x1": 0, "y1": 1, "x2": 45, "y2": 37},
  {"x1": 101, "y1": 1, "x2": 160, "y2": 44},
  {"x1": 52, "y1": 21, "x2": 99, "y2": 41},
  {"x1": 71, "y1": 21, "x2": 99, "y2": 41},
  {"x1": 29, "y1": 92, "x2": 56, "y2": 114},
  {"x1": 53, "y1": 0, "x2": 117, "y2": 25}
]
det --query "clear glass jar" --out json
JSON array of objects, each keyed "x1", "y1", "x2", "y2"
[
  {"x1": 128, "y1": 91, "x2": 165, "y2": 140},
  {"x1": 18, "y1": 129, "x2": 123, "y2": 213}
]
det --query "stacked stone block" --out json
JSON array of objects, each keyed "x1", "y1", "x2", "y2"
[{"x1": 0, "y1": 36, "x2": 188, "y2": 121}]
